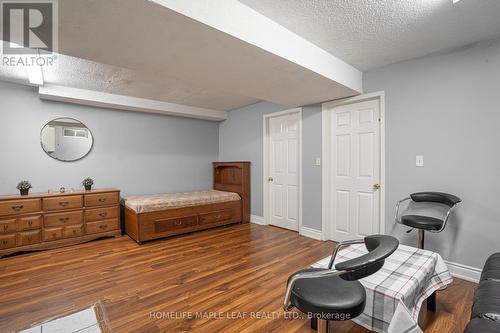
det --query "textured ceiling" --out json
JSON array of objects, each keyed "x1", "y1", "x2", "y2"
[
  {"x1": 0, "y1": 0, "x2": 361, "y2": 111},
  {"x1": 239, "y1": 0, "x2": 500, "y2": 71},
  {"x1": 54, "y1": 0, "x2": 358, "y2": 109}
]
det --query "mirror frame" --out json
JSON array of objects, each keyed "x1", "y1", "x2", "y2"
[{"x1": 40, "y1": 117, "x2": 94, "y2": 162}]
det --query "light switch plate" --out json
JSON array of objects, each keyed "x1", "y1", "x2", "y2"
[
  {"x1": 315, "y1": 158, "x2": 321, "y2": 166},
  {"x1": 416, "y1": 155, "x2": 424, "y2": 167}
]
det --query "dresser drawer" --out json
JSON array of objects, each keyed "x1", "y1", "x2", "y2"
[
  {"x1": 199, "y1": 209, "x2": 237, "y2": 226},
  {"x1": 18, "y1": 230, "x2": 41, "y2": 246},
  {"x1": 18, "y1": 215, "x2": 42, "y2": 231},
  {"x1": 44, "y1": 211, "x2": 83, "y2": 227},
  {"x1": 43, "y1": 227, "x2": 63, "y2": 242},
  {"x1": 43, "y1": 195, "x2": 83, "y2": 211},
  {"x1": 63, "y1": 224, "x2": 84, "y2": 238},
  {"x1": 0, "y1": 199, "x2": 41, "y2": 216},
  {"x1": 0, "y1": 234, "x2": 17, "y2": 249},
  {"x1": 85, "y1": 206, "x2": 119, "y2": 222},
  {"x1": 86, "y1": 219, "x2": 119, "y2": 234},
  {"x1": 0, "y1": 218, "x2": 17, "y2": 234},
  {"x1": 85, "y1": 192, "x2": 119, "y2": 207},
  {"x1": 154, "y1": 215, "x2": 198, "y2": 233}
]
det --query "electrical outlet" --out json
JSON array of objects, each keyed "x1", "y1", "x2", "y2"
[{"x1": 416, "y1": 155, "x2": 424, "y2": 167}]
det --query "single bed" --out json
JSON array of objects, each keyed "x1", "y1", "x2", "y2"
[{"x1": 123, "y1": 162, "x2": 250, "y2": 244}]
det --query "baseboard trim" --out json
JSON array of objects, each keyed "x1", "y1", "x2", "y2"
[
  {"x1": 445, "y1": 260, "x2": 481, "y2": 283},
  {"x1": 250, "y1": 215, "x2": 266, "y2": 225},
  {"x1": 299, "y1": 226, "x2": 323, "y2": 241}
]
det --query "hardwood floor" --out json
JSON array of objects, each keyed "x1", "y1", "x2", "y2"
[{"x1": 0, "y1": 223, "x2": 475, "y2": 332}]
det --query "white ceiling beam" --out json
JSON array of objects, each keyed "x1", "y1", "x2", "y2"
[
  {"x1": 153, "y1": 0, "x2": 363, "y2": 93},
  {"x1": 38, "y1": 85, "x2": 227, "y2": 121}
]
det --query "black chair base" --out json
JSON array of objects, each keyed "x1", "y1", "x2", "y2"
[
  {"x1": 310, "y1": 318, "x2": 330, "y2": 333},
  {"x1": 417, "y1": 229, "x2": 425, "y2": 249}
]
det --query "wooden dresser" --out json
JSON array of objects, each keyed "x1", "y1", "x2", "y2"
[{"x1": 0, "y1": 188, "x2": 121, "y2": 258}]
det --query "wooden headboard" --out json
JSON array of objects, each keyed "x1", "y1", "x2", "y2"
[{"x1": 213, "y1": 161, "x2": 250, "y2": 223}]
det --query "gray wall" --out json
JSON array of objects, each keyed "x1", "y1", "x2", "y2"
[
  {"x1": 364, "y1": 38, "x2": 500, "y2": 268},
  {"x1": 0, "y1": 81, "x2": 219, "y2": 197},
  {"x1": 218, "y1": 102, "x2": 323, "y2": 230},
  {"x1": 219, "y1": 38, "x2": 500, "y2": 269}
]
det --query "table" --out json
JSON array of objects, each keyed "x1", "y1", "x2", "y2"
[{"x1": 312, "y1": 243, "x2": 453, "y2": 333}]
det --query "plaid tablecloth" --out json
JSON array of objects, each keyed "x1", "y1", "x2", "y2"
[{"x1": 312, "y1": 244, "x2": 453, "y2": 333}]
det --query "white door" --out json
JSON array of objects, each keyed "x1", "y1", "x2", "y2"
[
  {"x1": 268, "y1": 112, "x2": 300, "y2": 231},
  {"x1": 328, "y1": 100, "x2": 381, "y2": 241}
]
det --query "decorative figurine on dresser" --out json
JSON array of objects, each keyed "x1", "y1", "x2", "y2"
[{"x1": 0, "y1": 188, "x2": 121, "y2": 258}]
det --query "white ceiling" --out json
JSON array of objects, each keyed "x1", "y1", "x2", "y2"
[
  {"x1": 2, "y1": 0, "x2": 499, "y2": 116},
  {"x1": 239, "y1": 0, "x2": 500, "y2": 71},
  {"x1": 0, "y1": 0, "x2": 361, "y2": 112}
]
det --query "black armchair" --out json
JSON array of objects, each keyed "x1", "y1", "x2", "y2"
[
  {"x1": 283, "y1": 235, "x2": 399, "y2": 333},
  {"x1": 395, "y1": 192, "x2": 461, "y2": 249}
]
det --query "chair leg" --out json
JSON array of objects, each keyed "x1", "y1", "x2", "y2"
[
  {"x1": 317, "y1": 319, "x2": 329, "y2": 333},
  {"x1": 427, "y1": 291, "x2": 436, "y2": 312},
  {"x1": 417, "y1": 229, "x2": 425, "y2": 249},
  {"x1": 310, "y1": 318, "x2": 317, "y2": 330}
]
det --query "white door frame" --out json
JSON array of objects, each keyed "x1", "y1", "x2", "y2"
[
  {"x1": 263, "y1": 108, "x2": 303, "y2": 231},
  {"x1": 321, "y1": 92, "x2": 386, "y2": 241}
]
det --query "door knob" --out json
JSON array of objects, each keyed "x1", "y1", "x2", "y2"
[
  {"x1": 268, "y1": 176, "x2": 274, "y2": 182},
  {"x1": 373, "y1": 183, "x2": 381, "y2": 190}
]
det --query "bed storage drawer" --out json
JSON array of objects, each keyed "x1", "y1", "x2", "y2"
[
  {"x1": 130, "y1": 200, "x2": 243, "y2": 243},
  {"x1": 199, "y1": 208, "x2": 239, "y2": 226},
  {"x1": 0, "y1": 199, "x2": 41, "y2": 216},
  {"x1": 154, "y1": 216, "x2": 198, "y2": 233},
  {"x1": 43, "y1": 195, "x2": 83, "y2": 211}
]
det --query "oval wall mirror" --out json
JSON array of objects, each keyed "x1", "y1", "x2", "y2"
[{"x1": 40, "y1": 118, "x2": 93, "y2": 162}]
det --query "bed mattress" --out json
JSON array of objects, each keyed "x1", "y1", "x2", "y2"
[{"x1": 123, "y1": 190, "x2": 241, "y2": 213}]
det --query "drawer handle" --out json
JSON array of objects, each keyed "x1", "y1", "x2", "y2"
[
  {"x1": 3, "y1": 225, "x2": 8, "y2": 231},
  {"x1": 99, "y1": 224, "x2": 108, "y2": 230},
  {"x1": 215, "y1": 215, "x2": 222, "y2": 219},
  {"x1": 59, "y1": 217, "x2": 70, "y2": 223},
  {"x1": 11, "y1": 204, "x2": 24, "y2": 211},
  {"x1": 174, "y1": 220, "x2": 183, "y2": 226},
  {"x1": 59, "y1": 201, "x2": 69, "y2": 207},
  {"x1": 27, "y1": 237, "x2": 32, "y2": 242},
  {"x1": 99, "y1": 212, "x2": 108, "y2": 217},
  {"x1": 28, "y1": 221, "x2": 33, "y2": 226},
  {"x1": 2, "y1": 240, "x2": 8, "y2": 245},
  {"x1": 98, "y1": 198, "x2": 107, "y2": 202},
  {"x1": 72, "y1": 230, "x2": 77, "y2": 234}
]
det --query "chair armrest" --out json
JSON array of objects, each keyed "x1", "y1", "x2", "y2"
[
  {"x1": 283, "y1": 269, "x2": 346, "y2": 311},
  {"x1": 395, "y1": 197, "x2": 411, "y2": 224},
  {"x1": 430, "y1": 203, "x2": 459, "y2": 233},
  {"x1": 328, "y1": 239, "x2": 365, "y2": 269}
]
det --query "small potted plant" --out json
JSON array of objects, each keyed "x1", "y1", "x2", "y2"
[
  {"x1": 82, "y1": 177, "x2": 94, "y2": 191},
  {"x1": 17, "y1": 180, "x2": 32, "y2": 196}
]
